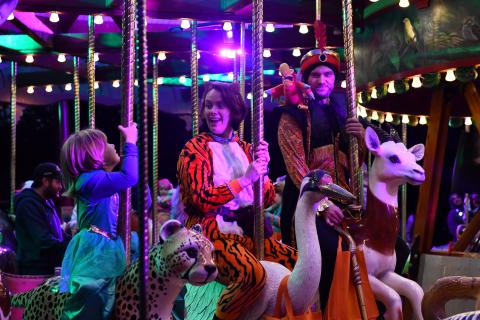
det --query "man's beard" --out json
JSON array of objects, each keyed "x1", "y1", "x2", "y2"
[{"x1": 45, "y1": 185, "x2": 59, "y2": 199}]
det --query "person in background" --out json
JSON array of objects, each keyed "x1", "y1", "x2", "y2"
[{"x1": 447, "y1": 192, "x2": 465, "y2": 241}]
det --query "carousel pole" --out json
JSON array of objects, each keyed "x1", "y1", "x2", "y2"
[
  {"x1": 9, "y1": 61, "x2": 17, "y2": 216},
  {"x1": 73, "y1": 56, "x2": 80, "y2": 133},
  {"x1": 191, "y1": 20, "x2": 199, "y2": 136},
  {"x1": 252, "y1": 0, "x2": 265, "y2": 259},
  {"x1": 151, "y1": 55, "x2": 159, "y2": 244},
  {"x1": 401, "y1": 123, "x2": 408, "y2": 241},
  {"x1": 119, "y1": 0, "x2": 136, "y2": 265},
  {"x1": 87, "y1": 15, "x2": 95, "y2": 129},
  {"x1": 136, "y1": 0, "x2": 149, "y2": 316},
  {"x1": 239, "y1": 22, "x2": 246, "y2": 140}
]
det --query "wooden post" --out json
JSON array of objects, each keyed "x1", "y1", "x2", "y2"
[
  {"x1": 464, "y1": 82, "x2": 480, "y2": 133},
  {"x1": 414, "y1": 89, "x2": 451, "y2": 253}
]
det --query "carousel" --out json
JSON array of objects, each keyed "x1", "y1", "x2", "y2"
[{"x1": 0, "y1": 0, "x2": 478, "y2": 319}]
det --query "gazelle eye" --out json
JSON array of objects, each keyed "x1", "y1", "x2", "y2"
[
  {"x1": 186, "y1": 248, "x2": 198, "y2": 258},
  {"x1": 388, "y1": 155, "x2": 401, "y2": 164}
]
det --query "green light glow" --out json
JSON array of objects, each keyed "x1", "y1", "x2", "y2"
[{"x1": 0, "y1": 35, "x2": 43, "y2": 53}]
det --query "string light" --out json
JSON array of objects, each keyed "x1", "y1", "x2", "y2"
[
  {"x1": 402, "y1": 114, "x2": 409, "y2": 124},
  {"x1": 25, "y1": 55, "x2": 34, "y2": 63},
  {"x1": 227, "y1": 30, "x2": 233, "y2": 38},
  {"x1": 247, "y1": 92, "x2": 252, "y2": 100},
  {"x1": 0, "y1": 56, "x2": 2, "y2": 63},
  {"x1": 292, "y1": 48, "x2": 301, "y2": 57},
  {"x1": 371, "y1": 111, "x2": 379, "y2": 121},
  {"x1": 223, "y1": 21, "x2": 232, "y2": 31},
  {"x1": 197, "y1": 51, "x2": 201, "y2": 59},
  {"x1": 371, "y1": 87, "x2": 378, "y2": 99},
  {"x1": 158, "y1": 52, "x2": 166, "y2": 61},
  {"x1": 369, "y1": 0, "x2": 379, "y2": 2},
  {"x1": 180, "y1": 19, "x2": 191, "y2": 29},
  {"x1": 134, "y1": 79, "x2": 138, "y2": 86},
  {"x1": 465, "y1": 117, "x2": 473, "y2": 126},
  {"x1": 411, "y1": 75, "x2": 422, "y2": 88},
  {"x1": 341, "y1": 80, "x2": 346, "y2": 88},
  {"x1": 45, "y1": 85, "x2": 53, "y2": 93},
  {"x1": 445, "y1": 69, "x2": 456, "y2": 82},
  {"x1": 65, "y1": 83, "x2": 72, "y2": 91},
  {"x1": 27, "y1": 86, "x2": 34, "y2": 94},
  {"x1": 263, "y1": 49, "x2": 271, "y2": 58},
  {"x1": 385, "y1": 113, "x2": 394, "y2": 122},
  {"x1": 399, "y1": 0, "x2": 410, "y2": 7},
  {"x1": 265, "y1": 23, "x2": 275, "y2": 32},
  {"x1": 94, "y1": 52, "x2": 99, "y2": 62},
  {"x1": 157, "y1": 77, "x2": 164, "y2": 85},
  {"x1": 94, "y1": 15, "x2": 103, "y2": 25},
  {"x1": 179, "y1": 75, "x2": 186, "y2": 84},
  {"x1": 227, "y1": 72, "x2": 234, "y2": 81},
  {"x1": 94, "y1": 81, "x2": 99, "y2": 89},
  {"x1": 202, "y1": 74, "x2": 210, "y2": 82},
  {"x1": 49, "y1": 12, "x2": 60, "y2": 23},
  {"x1": 57, "y1": 53, "x2": 66, "y2": 63},
  {"x1": 360, "y1": 107, "x2": 368, "y2": 118},
  {"x1": 419, "y1": 116, "x2": 427, "y2": 125},
  {"x1": 112, "y1": 80, "x2": 120, "y2": 88},
  {"x1": 387, "y1": 81, "x2": 396, "y2": 93},
  {"x1": 358, "y1": 93, "x2": 363, "y2": 104},
  {"x1": 299, "y1": 24, "x2": 309, "y2": 34},
  {"x1": 7, "y1": 13, "x2": 14, "y2": 21},
  {"x1": 263, "y1": 91, "x2": 268, "y2": 98}
]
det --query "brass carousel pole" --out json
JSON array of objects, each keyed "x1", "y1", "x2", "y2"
[
  {"x1": 239, "y1": 22, "x2": 246, "y2": 140},
  {"x1": 151, "y1": 56, "x2": 159, "y2": 244},
  {"x1": 73, "y1": 56, "x2": 81, "y2": 133},
  {"x1": 119, "y1": 0, "x2": 136, "y2": 265},
  {"x1": 401, "y1": 123, "x2": 408, "y2": 241},
  {"x1": 252, "y1": 0, "x2": 265, "y2": 259},
  {"x1": 87, "y1": 15, "x2": 95, "y2": 129},
  {"x1": 191, "y1": 20, "x2": 199, "y2": 136},
  {"x1": 9, "y1": 61, "x2": 17, "y2": 216}
]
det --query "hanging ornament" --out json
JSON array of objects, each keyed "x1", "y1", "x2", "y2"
[
  {"x1": 422, "y1": 72, "x2": 441, "y2": 88},
  {"x1": 455, "y1": 66, "x2": 478, "y2": 83},
  {"x1": 449, "y1": 117, "x2": 464, "y2": 128},
  {"x1": 375, "y1": 84, "x2": 387, "y2": 99},
  {"x1": 394, "y1": 79, "x2": 410, "y2": 94}
]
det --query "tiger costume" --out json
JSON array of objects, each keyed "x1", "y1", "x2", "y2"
[{"x1": 177, "y1": 132, "x2": 298, "y2": 320}]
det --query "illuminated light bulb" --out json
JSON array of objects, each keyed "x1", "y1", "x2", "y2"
[
  {"x1": 134, "y1": 79, "x2": 138, "y2": 86},
  {"x1": 7, "y1": 13, "x2": 14, "y2": 21},
  {"x1": 65, "y1": 83, "x2": 72, "y2": 91},
  {"x1": 371, "y1": 87, "x2": 378, "y2": 99},
  {"x1": 197, "y1": 51, "x2": 201, "y2": 59},
  {"x1": 445, "y1": 69, "x2": 456, "y2": 82},
  {"x1": 465, "y1": 117, "x2": 473, "y2": 126},
  {"x1": 94, "y1": 81, "x2": 99, "y2": 89},
  {"x1": 292, "y1": 48, "x2": 301, "y2": 57},
  {"x1": 227, "y1": 30, "x2": 233, "y2": 38},
  {"x1": 236, "y1": 49, "x2": 244, "y2": 56},
  {"x1": 247, "y1": 92, "x2": 252, "y2": 100},
  {"x1": 385, "y1": 113, "x2": 394, "y2": 122},
  {"x1": 45, "y1": 85, "x2": 53, "y2": 93},
  {"x1": 387, "y1": 81, "x2": 396, "y2": 93},
  {"x1": 402, "y1": 114, "x2": 409, "y2": 124},
  {"x1": 369, "y1": 0, "x2": 379, "y2": 2},
  {"x1": 49, "y1": 12, "x2": 60, "y2": 23},
  {"x1": 27, "y1": 86, "x2": 34, "y2": 94},
  {"x1": 112, "y1": 80, "x2": 120, "y2": 88},
  {"x1": 263, "y1": 91, "x2": 268, "y2": 98},
  {"x1": 358, "y1": 93, "x2": 363, "y2": 104},
  {"x1": 158, "y1": 52, "x2": 166, "y2": 61},
  {"x1": 399, "y1": 0, "x2": 410, "y2": 7},
  {"x1": 263, "y1": 49, "x2": 271, "y2": 58},
  {"x1": 94, "y1": 15, "x2": 103, "y2": 25},
  {"x1": 179, "y1": 75, "x2": 186, "y2": 84},
  {"x1": 299, "y1": 24, "x2": 309, "y2": 34},
  {"x1": 57, "y1": 53, "x2": 66, "y2": 63},
  {"x1": 341, "y1": 80, "x2": 346, "y2": 88},
  {"x1": 157, "y1": 77, "x2": 164, "y2": 85},
  {"x1": 94, "y1": 52, "x2": 99, "y2": 62},
  {"x1": 202, "y1": 74, "x2": 210, "y2": 82},
  {"x1": 25, "y1": 54, "x2": 34, "y2": 63},
  {"x1": 419, "y1": 116, "x2": 427, "y2": 125},
  {"x1": 223, "y1": 21, "x2": 232, "y2": 31},
  {"x1": 0, "y1": 56, "x2": 2, "y2": 63},
  {"x1": 227, "y1": 72, "x2": 234, "y2": 81},
  {"x1": 265, "y1": 23, "x2": 275, "y2": 33},
  {"x1": 371, "y1": 111, "x2": 379, "y2": 121},
  {"x1": 180, "y1": 19, "x2": 191, "y2": 29},
  {"x1": 411, "y1": 75, "x2": 422, "y2": 88}
]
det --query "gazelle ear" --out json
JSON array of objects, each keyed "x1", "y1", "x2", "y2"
[
  {"x1": 408, "y1": 144, "x2": 425, "y2": 161},
  {"x1": 160, "y1": 220, "x2": 184, "y2": 242},
  {"x1": 365, "y1": 127, "x2": 381, "y2": 155}
]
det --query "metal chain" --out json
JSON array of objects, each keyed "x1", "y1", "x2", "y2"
[
  {"x1": 191, "y1": 20, "x2": 199, "y2": 136},
  {"x1": 10, "y1": 61, "x2": 17, "y2": 215},
  {"x1": 151, "y1": 56, "x2": 159, "y2": 244}
]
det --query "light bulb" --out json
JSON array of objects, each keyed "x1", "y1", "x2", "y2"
[
  {"x1": 263, "y1": 91, "x2": 268, "y2": 98},
  {"x1": 247, "y1": 92, "x2": 252, "y2": 100},
  {"x1": 263, "y1": 49, "x2": 271, "y2": 58},
  {"x1": 94, "y1": 81, "x2": 99, "y2": 89},
  {"x1": 197, "y1": 51, "x2": 201, "y2": 59},
  {"x1": 227, "y1": 72, "x2": 234, "y2": 81},
  {"x1": 419, "y1": 116, "x2": 427, "y2": 125},
  {"x1": 158, "y1": 52, "x2": 166, "y2": 61},
  {"x1": 223, "y1": 21, "x2": 232, "y2": 31},
  {"x1": 7, "y1": 13, "x2": 14, "y2": 21},
  {"x1": 25, "y1": 55, "x2": 34, "y2": 63},
  {"x1": 372, "y1": 111, "x2": 379, "y2": 121},
  {"x1": 358, "y1": 93, "x2": 363, "y2": 104},
  {"x1": 465, "y1": 117, "x2": 473, "y2": 126},
  {"x1": 94, "y1": 15, "x2": 103, "y2": 25},
  {"x1": 445, "y1": 69, "x2": 456, "y2": 82},
  {"x1": 292, "y1": 48, "x2": 301, "y2": 57},
  {"x1": 371, "y1": 87, "x2": 378, "y2": 99},
  {"x1": 341, "y1": 80, "x2": 346, "y2": 88},
  {"x1": 45, "y1": 85, "x2": 53, "y2": 92},
  {"x1": 299, "y1": 24, "x2": 309, "y2": 34},
  {"x1": 179, "y1": 75, "x2": 186, "y2": 84},
  {"x1": 385, "y1": 113, "x2": 394, "y2": 122},
  {"x1": 49, "y1": 12, "x2": 60, "y2": 23},
  {"x1": 112, "y1": 80, "x2": 120, "y2": 88},
  {"x1": 27, "y1": 86, "x2": 34, "y2": 94},
  {"x1": 399, "y1": 0, "x2": 410, "y2": 7},
  {"x1": 411, "y1": 75, "x2": 422, "y2": 88},
  {"x1": 180, "y1": 19, "x2": 190, "y2": 29},
  {"x1": 265, "y1": 23, "x2": 275, "y2": 33},
  {"x1": 359, "y1": 107, "x2": 368, "y2": 118},
  {"x1": 157, "y1": 77, "x2": 164, "y2": 85},
  {"x1": 0, "y1": 56, "x2": 2, "y2": 63},
  {"x1": 227, "y1": 30, "x2": 233, "y2": 38},
  {"x1": 369, "y1": 0, "x2": 379, "y2": 2},
  {"x1": 387, "y1": 81, "x2": 396, "y2": 93},
  {"x1": 134, "y1": 79, "x2": 138, "y2": 86},
  {"x1": 202, "y1": 74, "x2": 210, "y2": 82},
  {"x1": 402, "y1": 114, "x2": 409, "y2": 124},
  {"x1": 64, "y1": 83, "x2": 72, "y2": 91},
  {"x1": 94, "y1": 52, "x2": 99, "y2": 62},
  {"x1": 57, "y1": 53, "x2": 66, "y2": 63}
]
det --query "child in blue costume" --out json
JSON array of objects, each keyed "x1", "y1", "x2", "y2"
[{"x1": 59, "y1": 124, "x2": 138, "y2": 320}]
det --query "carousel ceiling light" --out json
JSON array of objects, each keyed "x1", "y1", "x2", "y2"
[
  {"x1": 45, "y1": 84, "x2": 53, "y2": 92},
  {"x1": 94, "y1": 52, "x2": 99, "y2": 62},
  {"x1": 220, "y1": 48, "x2": 236, "y2": 59},
  {"x1": 65, "y1": 83, "x2": 72, "y2": 91},
  {"x1": 227, "y1": 30, "x2": 233, "y2": 39},
  {"x1": 227, "y1": 72, "x2": 234, "y2": 81},
  {"x1": 411, "y1": 75, "x2": 422, "y2": 88},
  {"x1": 179, "y1": 75, "x2": 187, "y2": 84},
  {"x1": 25, "y1": 54, "x2": 34, "y2": 63},
  {"x1": 292, "y1": 48, "x2": 301, "y2": 57},
  {"x1": 7, "y1": 13, "x2": 14, "y2": 21},
  {"x1": 202, "y1": 74, "x2": 210, "y2": 82},
  {"x1": 247, "y1": 92, "x2": 252, "y2": 100},
  {"x1": 369, "y1": 0, "x2": 379, "y2": 2},
  {"x1": 299, "y1": 24, "x2": 309, "y2": 34},
  {"x1": 465, "y1": 117, "x2": 473, "y2": 126},
  {"x1": 112, "y1": 80, "x2": 120, "y2": 88},
  {"x1": 371, "y1": 111, "x2": 379, "y2": 121},
  {"x1": 445, "y1": 69, "x2": 456, "y2": 82},
  {"x1": 399, "y1": 0, "x2": 410, "y2": 7},
  {"x1": 419, "y1": 116, "x2": 427, "y2": 125},
  {"x1": 49, "y1": 12, "x2": 60, "y2": 23},
  {"x1": 27, "y1": 86, "x2": 34, "y2": 94},
  {"x1": 57, "y1": 53, "x2": 66, "y2": 63},
  {"x1": 362, "y1": 107, "x2": 368, "y2": 118},
  {"x1": 223, "y1": 21, "x2": 233, "y2": 31},
  {"x1": 341, "y1": 80, "x2": 346, "y2": 88},
  {"x1": 263, "y1": 49, "x2": 271, "y2": 58},
  {"x1": 157, "y1": 77, "x2": 164, "y2": 85},
  {"x1": 197, "y1": 51, "x2": 201, "y2": 59},
  {"x1": 387, "y1": 81, "x2": 396, "y2": 93},
  {"x1": 402, "y1": 114, "x2": 409, "y2": 124},
  {"x1": 236, "y1": 49, "x2": 244, "y2": 56},
  {"x1": 0, "y1": 56, "x2": 2, "y2": 63},
  {"x1": 158, "y1": 52, "x2": 167, "y2": 61},
  {"x1": 385, "y1": 113, "x2": 394, "y2": 122},
  {"x1": 371, "y1": 87, "x2": 378, "y2": 99},
  {"x1": 263, "y1": 91, "x2": 268, "y2": 98},
  {"x1": 180, "y1": 19, "x2": 191, "y2": 29},
  {"x1": 265, "y1": 23, "x2": 275, "y2": 33},
  {"x1": 358, "y1": 93, "x2": 363, "y2": 104},
  {"x1": 94, "y1": 15, "x2": 104, "y2": 25},
  {"x1": 134, "y1": 79, "x2": 138, "y2": 86},
  {"x1": 94, "y1": 81, "x2": 99, "y2": 89}
]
